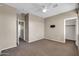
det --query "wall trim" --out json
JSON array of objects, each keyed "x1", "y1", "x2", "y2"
[
  {"x1": 47, "y1": 39, "x2": 65, "y2": 43},
  {"x1": 0, "y1": 43, "x2": 17, "y2": 53},
  {"x1": 28, "y1": 38, "x2": 44, "y2": 43}
]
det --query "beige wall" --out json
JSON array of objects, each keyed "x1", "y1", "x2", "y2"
[
  {"x1": 29, "y1": 13, "x2": 44, "y2": 42},
  {"x1": 0, "y1": 4, "x2": 17, "y2": 51},
  {"x1": 45, "y1": 10, "x2": 77, "y2": 43}
]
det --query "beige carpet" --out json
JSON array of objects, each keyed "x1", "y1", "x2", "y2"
[{"x1": 1, "y1": 39, "x2": 78, "y2": 56}]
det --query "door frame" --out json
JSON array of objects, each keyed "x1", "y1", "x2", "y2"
[{"x1": 64, "y1": 17, "x2": 78, "y2": 46}]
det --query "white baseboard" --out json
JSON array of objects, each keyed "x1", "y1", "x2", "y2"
[
  {"x1": 28, "y1": 38, "x2": 44, "y2": 43},
  {"x1": 47, "y1": 38, "x2": 65, "y2": 43},
  {"x1": 0, "y1": 43, "x2": 17, "y2": 53}
]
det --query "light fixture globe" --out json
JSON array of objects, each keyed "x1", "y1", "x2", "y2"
[{"x1": 42, "y1": 8, "x2": 47, "y2": 13}]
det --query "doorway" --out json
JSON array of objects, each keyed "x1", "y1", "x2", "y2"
[
  {"x1": 64, "y1": 17, "x2": 78, "y2": 46},
  {"x1": 18, "y1": 20, "x2": 25, "y2": 44}
]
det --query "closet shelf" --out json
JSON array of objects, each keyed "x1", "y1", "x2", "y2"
[{"x1": 66, "y1": 25, "x2": 75, "y2": 26}]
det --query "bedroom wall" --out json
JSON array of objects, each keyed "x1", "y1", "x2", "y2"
[
  {"x1": 45, "y1": 10, "x2": 77, "y2": 43},
  {"x1": 0, "y1": 4, "x2": 17, "y2": 51},
  {"x1": 28, "y1": 13, "x2": 44, "y2": 43}
]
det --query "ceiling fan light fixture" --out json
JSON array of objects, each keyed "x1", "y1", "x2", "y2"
[{"x1": 42, "y1": 8, "x2": 47, "y2": 13}]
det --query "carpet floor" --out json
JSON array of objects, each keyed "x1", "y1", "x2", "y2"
[{"x1": 1, "y1": 39, "x2": 78, "y2": 56}]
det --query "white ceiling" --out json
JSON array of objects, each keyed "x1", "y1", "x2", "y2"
[{"x1": 6, "y1": 3, "x2": 77, "y2": 18}]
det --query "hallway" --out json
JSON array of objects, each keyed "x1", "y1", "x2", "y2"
[{"x1": 1, "y1": 39, "x2": 78, "y2": 56}]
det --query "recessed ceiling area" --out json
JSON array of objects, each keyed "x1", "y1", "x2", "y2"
[{"x1": 6, "y1": 3, "x2": 77, "y2": 18}]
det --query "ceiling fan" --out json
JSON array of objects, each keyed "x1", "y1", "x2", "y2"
[{"x1": 33, "y1": 3, "x2": 58, "y2": 13}]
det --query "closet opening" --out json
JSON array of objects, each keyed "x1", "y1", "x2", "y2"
[
  {"x1": 64, "y1": 17, "x2": 78, "y2": 46},
  {"x1": 17, "y1": 20, "x2": 25, "y2": 45}
]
